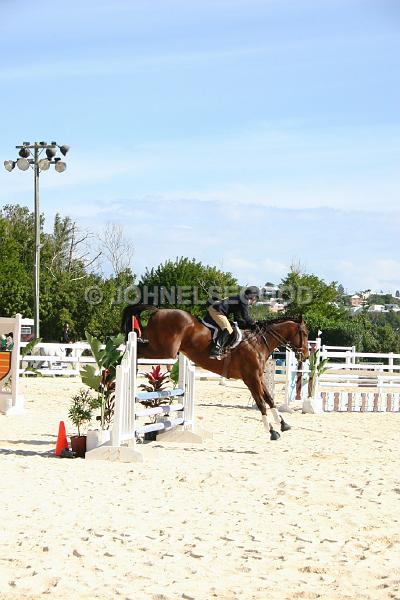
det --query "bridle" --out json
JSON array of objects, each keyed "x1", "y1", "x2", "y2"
[{"x1": 256, "y1": 320, "x2": 307, "y2": 362}]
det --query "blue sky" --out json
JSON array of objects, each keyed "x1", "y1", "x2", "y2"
[{"x1": 1, "y1": 0, "x2": 399, "y2": 293}]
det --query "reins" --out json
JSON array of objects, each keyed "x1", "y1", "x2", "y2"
[{"x1": 254, "y1": 320, "x2": 305, "y2": 360}]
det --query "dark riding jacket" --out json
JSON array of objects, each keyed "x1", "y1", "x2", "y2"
[{"x1": 210, "y1": 295, "x2": 255, "y2": 328}]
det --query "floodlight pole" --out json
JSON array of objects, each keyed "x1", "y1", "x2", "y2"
[
  {"x1": 33, "y1": 145, "x2": 40, "y2": 339},
  {"x1": 4, "y1": 141, "x2": 69, "y2": 340}
]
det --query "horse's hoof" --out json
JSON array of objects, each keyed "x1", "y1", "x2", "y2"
[
  {"x1": 270, "y1": 429, "x2": 281, "y2": 441},
  {"x1": 281, "y1": 421, "x2": 291, "y2": 432}
]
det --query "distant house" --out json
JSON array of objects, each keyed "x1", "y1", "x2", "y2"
[
  {"x1": 367, "y1": 304, "x2": 386, "y2": 313},
  {"x1": 270, "y1": 302, "x2": 285, "y2": 313},
  {"x1": 350, "y1": 294, "x2": 363, "y2": 307},
  {"x1": 385, "y1": 304, "x2": 400, "y2": 312}
]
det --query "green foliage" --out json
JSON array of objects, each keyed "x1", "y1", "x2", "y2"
[
  {"x1": 68, "y1": 388, "x2": 97, "y2": 436},
  {"x1": 0, "y1": 204, "x2": 136, "y2": 341},
  {"x1": 250, "y1": 304, "x2": 275, "y2": 321},
  {"x1": 169, "y1": 361, "x2": 179, "y2": 387},
  {"x1": 81, "y1": 331, "x2": 125, "y2": 428},
  {"x1": 140, "y1": 257, "x2": 238, "y2": 317},
  {"x1": 281, "y1": 269, "x2": 346, "y2": 334},
  {"x1": 139, "y1": 365, "x2": 172, "y2": 413},
  {"x1": 20, "y1": 337, "x2": 43, "y2": 376},
  {"x1": 308, "y1": 350, "x2": 329, "y2": 397},
  {"x1": 20, "y1": 337, "x2": 41, "y2": 358},
  {"x1": 366, "y1": 293, "x2": 399, "y2": 306},
  {"x1": 1, "y1": 204, "x2": 399, "y2": 355}
]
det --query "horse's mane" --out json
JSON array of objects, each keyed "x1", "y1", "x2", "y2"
[{"x1": 258, "y1": 316, "x2": 303, "y2": 327}]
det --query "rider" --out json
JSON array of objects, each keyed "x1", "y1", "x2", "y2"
[{"x1": 207, "y1": 286, "x2": 260, "y2": 358}]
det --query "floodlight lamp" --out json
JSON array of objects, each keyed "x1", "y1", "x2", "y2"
[
  {"x1": 45, "y1": 147, "x2": 56, "y2": 159},
  {"x1": 55, "y1": 161, "x2": 66, "y2": 173},
  {"x1": 22, "y1": 141, "x2": 30, "y2": 146},
  {"x1": 4, "y1": 160, "x2": 15, "y2": 172},
  {"x1": 39, "y1": 141, "x2": 47, "y2": 146},
  {"x1": 59, "y1": 144, "x2": 70, "y2": 156},
  {"x1": 51, "y1": 141, "x2": 57, "y2": 146},
  {"x1": 38, "y1": 159, "x2": 50, "y2": 171},
  {"x1": 16, "y1": 158, "x2": 30, "y2": 171},
  {"x1": 19, "y1": 147, "x2": 30, "y2": 158}
]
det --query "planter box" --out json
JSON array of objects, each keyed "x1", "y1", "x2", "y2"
[
  {"x1": 302, "y1": 396, "x2": 324, "y2": 414},
  {"x1": 86, "y1": 429, "x2": 111, "y2": 452},
  {"x1": 70, "y1": 435, "x2": 87, "y2": 458}
]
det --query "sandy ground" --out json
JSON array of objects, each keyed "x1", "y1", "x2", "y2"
[{"x1": 1, "y1": 377, "x2": 400, "y2": 600}]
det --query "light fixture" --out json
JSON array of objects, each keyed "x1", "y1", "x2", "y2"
[
  {"x1": 16, "y1": 157, "x2": 30, "y2": 171},
  {"x1": 4, "y1": 160, "x2": 15, "y2": 172},
  {"x1": 19, "y1": 147, "x2": 30, "y2": 158},
  {"x1": 55, "y1": 161, "x2": 67, "y2": 173},
  {"x1": 59, "y1": 144, "x2": 70, "y2": 156},
  {"x1": 38, "y1": 159, "x2": 50, "y2": 171},
  {"x1": 4, "y1": 140, "x2": 70, "y2": 339}
]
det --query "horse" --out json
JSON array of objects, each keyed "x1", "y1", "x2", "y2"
[{"x1": 122, "y1": 304, "x2": 309, "y2": 440}]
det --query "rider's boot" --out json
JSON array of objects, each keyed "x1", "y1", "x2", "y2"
[
  {"x1": 210, "y1": 331, "x2": 223, "y2": 358},
  {"x1": 210, "y1": 329, "x2": 231, "y2": 359},
  {"x1": 219, "y1": 329, "x2": 232, "y2": 352}
]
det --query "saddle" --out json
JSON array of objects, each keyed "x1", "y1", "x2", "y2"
[{"x1": 199, "y1": 315, "x2": 243, "y2": 350}]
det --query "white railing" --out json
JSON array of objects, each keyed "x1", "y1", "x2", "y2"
[{"x1": 20, "y1": 341, "x2": 101, "y2": 376}]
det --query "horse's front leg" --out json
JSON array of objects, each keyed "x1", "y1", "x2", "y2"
[
  {"x1": 244, "y1": 376, "x2": 281, "y2": 440},
  {"x1": 263, "y1": 388, "x2": 291, "y2": 433}
]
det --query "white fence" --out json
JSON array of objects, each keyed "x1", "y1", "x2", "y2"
[
  {"x1": 286, "y1": 345, "x2": 400, "y2": 412},
  {"x1": 21, "y1": 341, "x2": 97, "y2": 376}
]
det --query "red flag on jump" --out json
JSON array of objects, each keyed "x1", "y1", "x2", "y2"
[{"x1": 132, "y1": 316, "x2": 142, "y2": 337}]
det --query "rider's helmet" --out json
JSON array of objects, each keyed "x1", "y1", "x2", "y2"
[{"x1": 244, "y1": 286, "x2": 260, "y2": 300}]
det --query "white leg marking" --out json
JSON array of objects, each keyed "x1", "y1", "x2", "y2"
[
  {"x1": 262, "y1": 414, "x2": 271, "y2": 432},
  {"x1": 271, "y1": 407, "x2": 282, "y2": 426}
]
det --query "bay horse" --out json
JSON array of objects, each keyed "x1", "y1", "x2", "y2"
[{"x1": 121, "y1": 305, "x2": 309, "y2": 440}]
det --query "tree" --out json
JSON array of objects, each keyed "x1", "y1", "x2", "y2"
[
  {"x1": 0, "y1": 204, "x2": 134, "y2": 341},
  {"x1": 280, "y1": 268, "x2": 346, "y2": 336},
  {"x1": 44, "y1": 214, "x2": 101, "y2": 281},
  {"x1": 139, "y1": 257, "x2": 238, "y2": 317},
  {"x1": 98, "y1": 223, "x2": 134, "y2": 277}
]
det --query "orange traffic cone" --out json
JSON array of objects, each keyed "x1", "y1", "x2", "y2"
[{"x1": 55, "y1": 421, "x2": 69, "y2": 456}]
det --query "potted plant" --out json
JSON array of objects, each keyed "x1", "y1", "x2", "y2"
[
  {"x1": 68, "y1": 388, "x2": 96, "y2": 458},
  {"x1": 139, "y1": 365, "x2": 174, "y2": 441},
  {"x1": 80, "y1": 331, "x2": 125, "y2": 450},
  {"x1": 303, "y1": 349, "x2": 329, "y2": 414}
]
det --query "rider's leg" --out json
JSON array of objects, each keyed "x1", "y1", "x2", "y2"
[{"x1": 208, "y1": 308, "x2": 233, "y2": 358}]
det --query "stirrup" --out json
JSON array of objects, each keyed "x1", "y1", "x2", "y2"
[{"x1": 210, "y1": 344, "x2": 222, "y2": 359}]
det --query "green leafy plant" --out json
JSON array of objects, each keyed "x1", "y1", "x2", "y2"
[
  {"x1": 169, "y1": 360, "x2": 179, "y2": 387},
  {"x1": 68, "y1": 388, "x2": 96, "y2": 436},
  {"x1": 21, "y1": 337, "x2": 42, "y2": 376},
  {"x1": 308, "y1": 349, "x2": 329, "y2": 397},
  {"x1": 80, "y1": 331, "x2": 125, "y2": 429},
  {"x1": 138, "y1": 365, "x2": 173, "y2": 412}
]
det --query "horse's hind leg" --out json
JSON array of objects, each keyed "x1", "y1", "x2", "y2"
[
  {"x1": 244, "y1": 376, "x2": 281, "y2": 440},
  {"x1": 263, "y1": 388, "x2": 291, "y2": 433}
]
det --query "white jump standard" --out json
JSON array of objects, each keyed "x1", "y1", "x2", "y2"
[
  {"x1": 0, "y1": 314, "x2": 24, "y2": 415},
  {"x1": 86, "y1": 332, "x2": 209, "y2": 462}
]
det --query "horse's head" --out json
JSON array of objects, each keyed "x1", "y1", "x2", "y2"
[{"x1": 291, "y1": 317, "x2": 309, "y2": 362}]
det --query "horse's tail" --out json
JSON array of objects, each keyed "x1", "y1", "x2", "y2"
[{"x1": 121, "y1": 304, "x2": 158, "y2": 340}]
